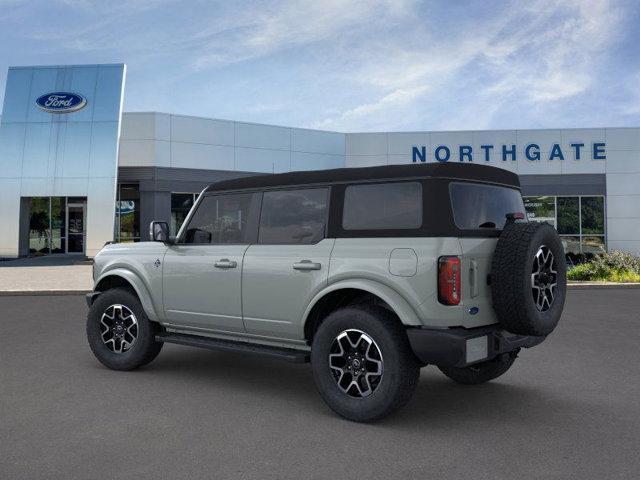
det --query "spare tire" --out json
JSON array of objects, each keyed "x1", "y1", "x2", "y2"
[{"x1": 491, "y1": 221, "x2": 566, "y2": 336}]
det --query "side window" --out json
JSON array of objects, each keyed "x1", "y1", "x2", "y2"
[
  {"x1": 258, "y1": 188, "x2": 329, "y2": 244},
  {"x1": 342, "y1": 182, "x2": 422, "y2": 230},
  {"x1": 182, "y1": 193, "x2": 255, "y2": 244}
]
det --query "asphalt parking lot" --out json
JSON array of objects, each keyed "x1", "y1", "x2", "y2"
[{"x1": 1, "y1": 290, "x2": 639, "y2": 480}]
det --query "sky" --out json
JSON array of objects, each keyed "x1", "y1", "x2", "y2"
[{"x1": 0, "y1": 0, "x2": 639, "y2": 132}]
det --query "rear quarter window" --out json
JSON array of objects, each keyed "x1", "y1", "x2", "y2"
[
  {"x1": 450, "y1": 182, "x2": 525, "y2": 230},
  {"x1": 342, "y1": 182, "x2": 422, "y2": 230}
]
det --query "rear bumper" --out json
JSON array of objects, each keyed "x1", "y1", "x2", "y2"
[{"x1": 406, "y1": 324, "x2": 545, "y2": 368}]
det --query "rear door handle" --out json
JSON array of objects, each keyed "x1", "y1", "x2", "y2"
[
  {"x1": 293, "y1": 260, "x2": 321, "y2": 271},
  {"x1": 470, "y1": 260, "x2": 479, "y2": 298},
  {"x1": 214, "y1": 258, "x2": 237, "y2": 269}
]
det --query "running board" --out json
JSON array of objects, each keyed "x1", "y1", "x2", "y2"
[{"x1": 156, "y1": 332, "x2": 310, "y2": 363}]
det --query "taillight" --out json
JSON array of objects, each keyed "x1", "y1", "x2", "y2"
[{"x1": 438, "y1": 256, "x2": 461, "y2": 305}]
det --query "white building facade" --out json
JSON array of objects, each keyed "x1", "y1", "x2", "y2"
[
  {"x1": 1, "y1": 64, "x2": 639, "y2": 258},
  {"x1": 345, "y1": 128, "x2": 639, "y2": 255}
]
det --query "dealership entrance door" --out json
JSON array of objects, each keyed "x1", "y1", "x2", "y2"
[
  {"x1": 22, "y1": 197, "x2": 87, "y2": 256},
  {"x1": 66, "y1": 202, "x2": 86, "y2": 254}
]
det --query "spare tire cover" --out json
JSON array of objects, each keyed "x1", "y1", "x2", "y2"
[{"x1": 491, "y1": 222, "x2": 567, "y2": 336}]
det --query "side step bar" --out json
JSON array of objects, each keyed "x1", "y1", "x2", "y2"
[{"x1": 156, "y1": 332, "x2": 310, "y2": 364}]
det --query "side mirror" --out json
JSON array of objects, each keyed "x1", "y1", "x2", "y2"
[{"x1": 150, "y1": 221, "x2": 170, "y2": 242}]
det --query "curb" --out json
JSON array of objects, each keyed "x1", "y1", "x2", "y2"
[
  {"x1": 0, "y1": 290, "x2": 91, "y2": 296},
  {"x1": 568, "y1": 282, "x2": 640, "y2": 290}
]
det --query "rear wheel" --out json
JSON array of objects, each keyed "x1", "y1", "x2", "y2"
[
  {"x1": 311, "y1": 306, "x2": 419, "y2": 422},
  {"x1": 438, "y1": 352, "x2": 517, "y2": 385},
  {"x1": 87, "y1": 288, "x2": 163, "y2": 371}
]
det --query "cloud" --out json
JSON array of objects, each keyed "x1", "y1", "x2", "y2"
[
  {"x1": 17, "y1": 0, "x2": 181, "y2": 58},
  {"x1": 482, "y1": 0, "x2": 621, "y2": 102},
  {"x1": 16, "y1": 0, "x2": 409, "y2": 68},
  {"x1": 617, "y1": 70, "x2": 640, "y2": 116},
  {"x1": 0, "y1": 0, "x2": 633, "y2": 131},
  {"x1": 190, "y1": 0, "x2": 413, "y2": 69},
  {"x1": 313, "y1": 85, "x2": 428, "y2": 130},
  {"x1": 313, "y1": 0, "x2": 625, "y2": 131}
]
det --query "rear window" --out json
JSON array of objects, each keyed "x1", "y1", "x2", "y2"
[
  {"x1": 450, "y1": 182, "x2": 525, "y2": 230},
  {"x1": 343, "y1": 182, "x2": 422, "y2": 230}
]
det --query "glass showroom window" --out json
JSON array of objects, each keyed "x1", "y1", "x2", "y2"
[
  {"x1": 523, "y1": 196, "x2": 556, "y2": 227},
  {"x1": 28, "y1": 197, "x2": 52, "y2": 255},
  {"x1": 50, "y1": 197, "x2": 66, "y2": 254},
  {"x1": 580, "y1": 197, "x2": 605, "y2": 254},
  {"x1": 27, "y1": 196, "x2": 81, "y2": 255},
  {"x1": 171, "y1": 193, "x2": 198, "y2": 236},
  {"x1": 114, "y1": 184, "x2": 140, "y2": 242},
  {"x1": 557, "y1": 197, "x2": 581, "y2": 254},
  {"x1": 523, "y1": 196, "x2": 605, "y2": 254}
]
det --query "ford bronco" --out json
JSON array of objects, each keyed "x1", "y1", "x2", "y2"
[{"x1": 86, "y1": 163, "x2": 566, "y2": 422}]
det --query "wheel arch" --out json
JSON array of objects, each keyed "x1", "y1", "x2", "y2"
[
  {"x1": 94, "y1": 269, "x2": 160, "y2": 322},
  {"x1": 303, "y1": 279, "x2": 422, "y2": 342}
]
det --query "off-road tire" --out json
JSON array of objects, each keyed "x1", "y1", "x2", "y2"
[
  {"x1": 311, "y1": 305, "x2": 420, "y2": 422},
  {"x1": 491, "y1": 222, "x2": 566, "y2": 336},
  {"x1": 87, "y1": 288, "x2": 163, "y2": 371},
  {"x1": 438, "y1": 353, "x2": 517, "y2": 385}
]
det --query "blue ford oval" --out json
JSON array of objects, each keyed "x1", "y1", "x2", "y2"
[{"x1": 35, "y1": 92, "x2": 87, "y2": 114}]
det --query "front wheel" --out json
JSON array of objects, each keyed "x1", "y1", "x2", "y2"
[
  {"x1": 438, "y1": 352, "x2": 517, "y2": 385},
  {"x1": 86, "y1": 288, "x2": 163, "y2": 371},
  {"x1": 311, "y1": 306, "x2": 420, "y2": 422}
]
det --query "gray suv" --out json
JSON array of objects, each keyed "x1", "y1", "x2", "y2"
[{"x1": 86, "y1": 163, "x2": 566, "y2": 421}]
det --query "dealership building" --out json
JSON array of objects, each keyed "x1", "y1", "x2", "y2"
[{"x1": 1, "y1": 63, "x2": 639, "y2": 258}]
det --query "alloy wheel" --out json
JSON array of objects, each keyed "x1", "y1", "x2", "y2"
[
  {"x1": 328, "y1": 329, "x2": 384, "y2": 398},
  {"x1": 531, "y1": 245, "x2": 558, "y2": 312},
  {"x1": 99, "y1": 304, "x2": 138, "y2": 353}
]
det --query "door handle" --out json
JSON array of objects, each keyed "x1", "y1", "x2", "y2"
[
  {"x1": 470, "y1": 260, "x2": 479, "y2": 298},
  {"x1": 214, "y1": 258, "x2": 237, "y2": 269},
  {"x1": 293, "y1": 260, "x2": 321, "y2": 271}
]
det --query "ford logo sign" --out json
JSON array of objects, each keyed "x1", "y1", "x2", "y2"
[{"x1": 35, "y1": 92, "x2": 87, "y2": 114}]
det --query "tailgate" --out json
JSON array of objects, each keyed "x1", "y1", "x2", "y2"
[{"x1": 458, "y1": 238, "x2": 500, "y2": 328}]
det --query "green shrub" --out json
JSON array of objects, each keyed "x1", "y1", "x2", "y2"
[
  {"x1": 567, "y1": 263, "x2": 597, "y2": 281},
  {"x1": 591, "y1": 250, "x2": 640, "y2": 272},
  {"x1": 567, "y1": 250, "x2": 640, "y2": 282},
  {"x1": 607, "y1": 270, "x2": 640, "y2": 283}
]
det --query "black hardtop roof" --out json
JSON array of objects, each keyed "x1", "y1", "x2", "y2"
[{"x1": 204, "y1": 162, "x2": 520, "y2": 193}]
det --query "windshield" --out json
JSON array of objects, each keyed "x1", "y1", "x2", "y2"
[{"x1": 449, "y1": 182, "x2": 525, "y2": 230}]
